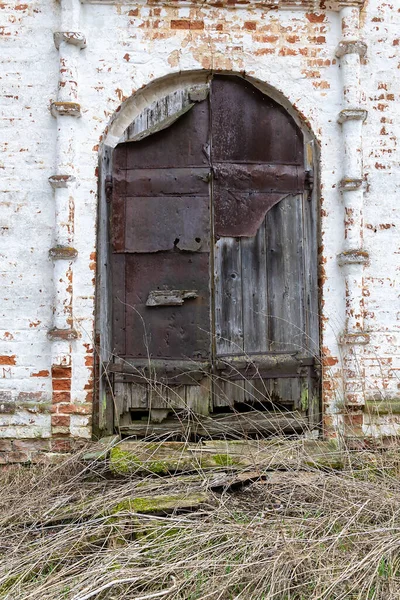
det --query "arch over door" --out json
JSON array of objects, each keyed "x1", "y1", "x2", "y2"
[{"x1": 109, "y1": 75, "x2": 319, "y2": 435}]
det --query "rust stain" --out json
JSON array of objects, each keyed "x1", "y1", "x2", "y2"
[{"x1": 29, "y1": 320, "x2": 41, "y2": 328}]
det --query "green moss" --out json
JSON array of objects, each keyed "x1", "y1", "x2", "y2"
[
  {"x1": 213, "y1": 454, "x2": 234, "y2": 467},
  {"x1": 301, "y1": 385, "x2": 309, "y2": 412},
  {"x1": 110, "y1": 492, "x2": 207, "y2": 515}
]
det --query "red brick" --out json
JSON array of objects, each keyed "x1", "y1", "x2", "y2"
[
  {"x1": 170, "y1": 19, "x2": 204, "y2": 30},
  {"x1": 51, "y1": 439, "x2": 73, "y2": 453},
  {"x1": 55, "y1": 403, "x2": 92, "y2": 415},
  {"x1": 0, "y1": 440, "x2": 12, "y2": 452},
  {"x1": 7, "y1": 451, "x2": 31, "y2": 463},
  {"x1": 51, "y1": 366, "x2": 72, "y2": 379},
  {"x1": 31, "y1": 370, "x2": 50, "y2": 378},
  {"x1": 52, "y1": 378, "x2": 71, "y2": 392},
  {"x1": 13, "y1": 439, "x2": 50, "y2": 452},
  {"x1": 51, "y1": 415, "x2": 71, "y2": 427},
  {"x1": 0, "y1": 355, "x2": 16, "y2": 365},
  {"x1": 52, "y1": 391, "x2": 71, "y2": 404}
]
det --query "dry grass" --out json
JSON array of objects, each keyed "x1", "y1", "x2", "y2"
[{"x1": 2, "y1": 440, "x2": 400, "y2": 599}]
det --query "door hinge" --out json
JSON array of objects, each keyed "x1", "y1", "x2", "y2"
[
  {"x1": 105, "y1": 176, "x2": 113, "y2": 202},
  {"x1": 305, "y1": 169, "x2": 314, "y2": 200}
]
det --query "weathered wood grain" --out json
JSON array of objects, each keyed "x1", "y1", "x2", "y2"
[
  {"x1": 241, "y1": 221, "x2": 268, "y2": 354},
  {"x1": 120, "y1": 410, "x2": 307, "y2": 438},
  {"x1": 266, "y1": 194, "x2": 305, "y2": 353}
]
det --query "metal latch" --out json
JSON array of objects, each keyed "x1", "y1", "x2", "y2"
[{"x1": 146, "y1": 290, "x2": 198, "y2": 307}]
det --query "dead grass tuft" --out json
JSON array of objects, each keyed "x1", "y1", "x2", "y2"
[{"x1": 2, "y1": 440, "x2": 400, "y2": 599}]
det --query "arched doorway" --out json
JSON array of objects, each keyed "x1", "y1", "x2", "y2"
[{"x1": 106, "y1": 75, "x2": 320, "y2": 437}]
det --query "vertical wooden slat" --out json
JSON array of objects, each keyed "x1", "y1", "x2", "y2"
[
  {"x1": 113, "y1": 381, "x2": 128, "y2": 417},
  {"x1": 266, "y1": 194, "x2": 305, "y2": 353},
  {"x1": 111, "y1": 254, "x2": 126, "y2": 356},
  {"x1": 241, "y1": 221, "x2": 268, "y2": 354},
  {"x1": 186, "y1": 378, "x2": 211, "y2": 416},
  {"x1": 214, "y1": 237, "x2": 244, "y2": 355},
  {"x1": 243, "y1": 377, "x2": 270, "y2": 406},
  {"x1": 214, "y1": 237, "x2": 245, "y2": 406},
  {"x1": 168, "y1": 386, "x2": 186, "y2": 412},
  {"x1": 302, "y1": 191, "x2": 319, "y2": 356},
  {"x1": 129, "y1": 384, "x2": 148, "y2": 409},
  {"x1": 148, "y1": 383, "x2": 168, "y2": 409}
]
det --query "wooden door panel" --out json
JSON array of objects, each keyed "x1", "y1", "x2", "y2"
[
  {"x1": 241, "y1": 222, "x2": 268, "y2": 354},
  {"x1": 266, "y1": 194, "x2": 306, "y2": 353},
  {"x1": 214, "y1": 237, "x2": 243, "y2": 356}
]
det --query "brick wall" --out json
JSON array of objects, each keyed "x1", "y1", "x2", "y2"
[{"x1": 0, "y1": 0, "x2": 399, "y2": 460}]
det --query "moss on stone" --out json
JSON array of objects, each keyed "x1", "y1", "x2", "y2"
[
  {"x1": 110, "y1": 492, "x2": 207, "y2": 515},
  {"x1": 213, "y1": 453, "x2": 235, "y2": 467}
]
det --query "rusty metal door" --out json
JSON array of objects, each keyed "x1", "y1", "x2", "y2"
[{"x1": 109, "y1": 75, "x2": 319, "y2": 435}]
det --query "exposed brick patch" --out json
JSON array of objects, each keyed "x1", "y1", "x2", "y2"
[
  {"x1": 31, "y1": 370, "x2": 50, "y2": 378},
  {"x1": 51, "y1": 414, "x2": 71, "y2": 428},
  {"x1": 13, "y1": 439, "x2": 50, "y2": 452},
  {"x1": 0, "y1": 355, "x2": 16, "y2": 365},
  {"x1": 52, "y1": 366, "x2": 72, "y2": 379},
  {"x1": 53, "y1": 402, "x2": 92, "y2": 415},
  {"x1": 0, "y1": 440, "x2": 12, "y2": 452},
  {"x1": 52, "y1": 378, "x2": 72, "y2": 392},
  {"x1": 52, "y1": 391, "x2": 72, "y2": 404},
  {"x1": 170, "y1": 20, "x2": 204, "y2": 30}
]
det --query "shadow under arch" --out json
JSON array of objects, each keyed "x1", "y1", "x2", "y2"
[{"x1": 94, "y1": 70, "x2": 320, "y2": 438}]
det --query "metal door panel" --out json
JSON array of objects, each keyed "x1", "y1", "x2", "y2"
[
  {"x1": 125, "y1": 101, "x2": 210, "y2": 169},
  {"x1": 124, "y1": 252, "x2": 210, "y2": 360},
  {"x1": 122, "y1": 167, "x2": 211, "y2": 197},
  {"x1": 211, "y1": 76, "x2": 303, "y2": 165},
  {"x1": 124, "y1": 195, "x2": 210, "y2": 253}
]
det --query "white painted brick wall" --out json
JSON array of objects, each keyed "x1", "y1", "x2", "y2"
[{"x1": 0, "y1": 0, "x2": 399, "y2": 446}]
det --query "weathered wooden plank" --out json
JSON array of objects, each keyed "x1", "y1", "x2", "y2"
[
  {"x1": 241, "y1": 220, "x2": 268, "y2": 354},
  {"x1": 186, "y1": 377, "x2": 211, "y2": 416},
  {"x1": 214, "y1": 237, "x2": 243, "y2": 355},
  {"x1": 266, "y1": 194, "x2": 305, "y2": 353},
  {"x1": 120, "y1": 410, "x2": 307, "y2": 438},
  {"x1": 271, "y1": 378, "x2": 304, "y2": 411},
  {"x1": 167, "y1": 385, "x2": 186, "y2": 411},
  {"x1": 109, "y1": 440, "x2": 345, "y2": 476},
  {"x1": 213, "y1": 379, "x2": 245, "y2": 408},
  {"x1": 148, "y1": 383, "x2": 169, "y2": 409},
  {"x1": 302, "y1": 177, "x2": 319, "y2": 357},
  {"x1": 129, "y1": 384, "x2": 148, "y2": 410},
  {"x1": 244, "y1": 378, "x2": 270, "y2": 405},
  {"x1": 113, "y1": 381, "x2": 129, "y2": 416}
]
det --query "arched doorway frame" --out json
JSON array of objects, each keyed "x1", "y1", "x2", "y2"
[{"x1": 94, "y1": 70, "x2": 321, "y2": 437}]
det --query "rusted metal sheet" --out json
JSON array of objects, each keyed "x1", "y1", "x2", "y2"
[
  {"x1": 123, "y1": 252, "x2": 210, "y2": 360},
  {"x1": 122, "y1": 167, "x2": 210, "y2": 197},
  {"x1": 111, "y1": 144, "x2": 127, "y2": 253},
  {"x1": 211, "y1": 76, "x2": 305, "y2": 237},
  {"x1": 213, "y1": 164, "x2": 304, "y2": 236},
  {"x1": 124, "y1": 100, "x2": 210, "y2": 169},
  {"x1": 211, "y1": 76, "x2": 304, "y2": 165},
  {"x1": 124, "y1": 194, "x2": 210, "y2": 253}
]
